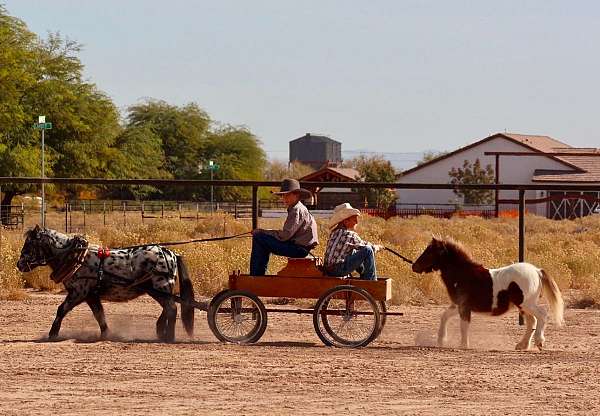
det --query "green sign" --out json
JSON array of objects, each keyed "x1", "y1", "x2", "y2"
[{"x1": 33, "y1": 122, "x2": 52, "y2": 130}]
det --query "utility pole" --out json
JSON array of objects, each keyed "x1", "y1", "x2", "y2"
[{"x1": 34, "y1": 116, "x2": 52, "y2": 227}]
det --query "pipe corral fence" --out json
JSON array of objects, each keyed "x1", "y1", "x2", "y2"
[{"x1": 1, "y1": 177, "x2": 600, "y2": 264}]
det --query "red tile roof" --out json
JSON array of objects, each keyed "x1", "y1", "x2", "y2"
[
  {"x1": 300, "y1": 167, "x2": 360, "y2": 182},
  {"x1": 399, "y1": 132, "x2": 590, "y2": 178},
  {"x1": 533, "y1": 149, "x2": 600, "y2": 182}
]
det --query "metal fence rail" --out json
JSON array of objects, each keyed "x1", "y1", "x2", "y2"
[{"x1": 2, "y1": 177, "x2": 600, "y2": 262}]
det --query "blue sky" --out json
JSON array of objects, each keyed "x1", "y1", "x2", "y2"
[{"x1": 5, "y1": 0, "x2": 600, "y2": 158}]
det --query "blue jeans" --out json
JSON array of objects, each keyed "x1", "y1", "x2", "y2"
[
  {"x1": 250, "y1": 231, "x2": 309, "y2": 276},
  {"x1": 329, "y1": 245, "x2": 377, "y2": 280}
]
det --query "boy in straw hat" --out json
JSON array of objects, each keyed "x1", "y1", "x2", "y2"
[
  {"x1": 324, "y1": 202, "x2": 384, "y2": 280},
  {"x1": 250, "y1": 178, "x2": 318, "y2": 275}
]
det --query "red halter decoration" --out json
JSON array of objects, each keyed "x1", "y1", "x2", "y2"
[{"x1": 98, "y1": 247, "x2": 111, "y2": 259}]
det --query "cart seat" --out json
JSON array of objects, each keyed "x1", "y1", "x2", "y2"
[{"x1": 277, "y1": 257, "x2": 325, "y2": 277}]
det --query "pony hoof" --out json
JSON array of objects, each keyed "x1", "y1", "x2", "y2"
[
  {"x1": 515, "y1": 342, "x2": 530, "y2": 350},
  {"x1": 536, "y1": 342, "x2": 544, "y2": 350}
]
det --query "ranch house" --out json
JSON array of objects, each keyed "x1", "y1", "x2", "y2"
[{"x1": 396, "y1": 132, "x2": 600, "y2": 219}]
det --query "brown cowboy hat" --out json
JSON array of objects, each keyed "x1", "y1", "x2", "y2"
[{"x1": 271, "y1": 178, "x2": 312, "y2": 200}]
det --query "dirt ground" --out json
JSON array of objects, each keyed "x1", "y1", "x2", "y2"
[{"x1": 1, "y1": 292, "x2": 599, "y2": 416}]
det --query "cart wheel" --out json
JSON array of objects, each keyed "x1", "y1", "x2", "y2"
[
  {"x1": 207, "y1": 290, "x2": 267, "y2": 344},
  {"x1": 208, "y1": 289, "x2": 230, "y2": 310},
  {"x1": 313, "y1": 285, "x2": 381, "y2": 348},
  {"x1": 376, "y1": 301, "x2": 387, "y2": 337}
]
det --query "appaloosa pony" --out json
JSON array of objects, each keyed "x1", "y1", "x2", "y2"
[
  {"x1": 412, "y1": 237, "x2": 564, "y2": 350},
  {"x1": 16, "y1": 226, "x2": 195, "y2": 342}
]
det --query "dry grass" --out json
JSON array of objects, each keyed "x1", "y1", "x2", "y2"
[{"x1": 2, "y1": 213, "x2": 600, "y2": 307}]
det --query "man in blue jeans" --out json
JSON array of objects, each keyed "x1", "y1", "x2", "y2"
[
  {"x1": 324, "y1": 203, "x2": 383, "y2": 280},
  {"x1": 250, "y1": 178, "x2": 318, "y2": 275}
]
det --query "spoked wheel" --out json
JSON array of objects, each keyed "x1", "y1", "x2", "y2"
[
  {"x1": 207, "y1": 290, "x2": 267, "y2": 344},
  {"x1": 376, "y1": 301, "x2": 387, "y2": 337},
  {"x1": 313, "y1": 285, "x2": 381, "y2": 348}
]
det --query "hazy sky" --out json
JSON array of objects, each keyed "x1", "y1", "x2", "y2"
[{"x1": 5, "y1": 0, "x2": 600, "y2": 158}]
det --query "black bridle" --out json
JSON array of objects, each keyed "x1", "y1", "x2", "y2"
[{"x1": 20, "y1": 231, "x2": 87, "y2": 271}]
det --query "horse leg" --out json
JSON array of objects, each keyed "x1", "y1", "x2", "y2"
[
  {"x1": 458, "y1": 307, "x2": 471, "y2": 348},
  {"x1": 515, "y1": 312, "x2": 536, "y2": 350},
  {"x1": 86, "y1": 295, "x2": 109, "y2": 339},
  {"x1": 523, "y1": 303, "x2": 547, "y2": 350},
  {"x1": 438, "y1": 304, "x2": 458, "y2": 346},
  {"x1": 149, "y1": 294, "x2": 177, "y2": 343},
  {"x1": 49, "y1": 291, "x2": 86, "y2": 340}
]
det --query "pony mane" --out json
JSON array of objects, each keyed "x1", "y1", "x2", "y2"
[{"x1": 441, "y1": 237, "x2": 480, "y2": 266}]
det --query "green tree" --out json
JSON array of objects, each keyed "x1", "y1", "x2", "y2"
[
  {"x1": 417, "y1": 150, "x2": 449, "y2": 165},
  {"x1": 126, "y1": 100, "x2": 209, "y2": 180},
  {"x1": 448, "y1": 158, "x2": 495, "y2": 204},
  {"x1": 201, "y1": 126, "x2": 267, "y2": 201},
  {"x1": 0, "y1": 7, "x2": 123, "y2": 220},
  {"x1": 106, "y1": 125, "x2": 172, "y2": 199},
  {"x1": 347, "y1": 155, "x2": 397, "y2": 209},
  {"x1": 263, "y1": 160, "x2": 314, "y2": 181},
  {"x1": 125, "y1": 100, "x2": 266, "y2": 201}
]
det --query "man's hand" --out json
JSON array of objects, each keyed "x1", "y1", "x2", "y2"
[{"x1": 373, "y1": 244, "x2": 385, "y2": 253}]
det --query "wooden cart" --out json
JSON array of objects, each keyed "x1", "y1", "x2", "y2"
[{"x1": 206, "y1": 258, "x2": 402, "y2": 348}]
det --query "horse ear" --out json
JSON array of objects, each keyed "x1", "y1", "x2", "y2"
[{"x1": 33, "y1": 224, "x2": 40, "y2": 231}]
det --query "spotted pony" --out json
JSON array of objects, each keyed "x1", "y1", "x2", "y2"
[
  {"x1": 16, "y1": 226, "x2": 195, "y2": 342},
  {"x1": 412, "y1": 237, "x2": 564, "y2": 350}
]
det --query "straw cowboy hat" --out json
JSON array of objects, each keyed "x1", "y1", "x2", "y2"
[
  {"x1": 271, "y1": 178, "x2": 312, "y2": 200},
  {"x1": 328, "y1": 202, "x2": 361, "y2": 231}
]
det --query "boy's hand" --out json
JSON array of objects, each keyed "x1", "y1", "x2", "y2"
[{"x1": 251, "y1": 228, "x2": 264, "y2": 236}]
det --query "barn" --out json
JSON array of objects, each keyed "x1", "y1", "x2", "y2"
[
  {"x1": 300, "y1": 166, "x2": 362, "y2": 209},
  {"x1": 396, "y1": 132, "x2": 600, "y2": 219}
]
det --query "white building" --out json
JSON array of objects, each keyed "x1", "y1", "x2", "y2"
[{"x1": 396, "y1": 133, "x2": 600, "y2": 219}]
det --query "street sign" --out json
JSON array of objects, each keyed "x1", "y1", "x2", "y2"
[{"x1": 33, "y1": 122, "x2": 52, "y2": 130}]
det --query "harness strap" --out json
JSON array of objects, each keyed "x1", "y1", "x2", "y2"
[{"x1": 49, "y1": 238, "x2": 90, "y2": 284}]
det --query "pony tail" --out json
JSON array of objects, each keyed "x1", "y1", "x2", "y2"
[
  {"x1": 540, "y1": 269, "x2": 564, "y2": 327},
  {"x1": 176, "y1": 255, "x2": 195, "y2": 336}
]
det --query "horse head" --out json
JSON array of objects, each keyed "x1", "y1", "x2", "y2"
[
  {"x1": 16, "y1": 226, "x2": 75, "y2": 272},
  {"x1": 411, "y1": 237, "x2": 448, "y2": 274}
]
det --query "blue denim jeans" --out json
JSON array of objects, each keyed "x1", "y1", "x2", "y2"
[
  {"x1": 250, "y1": 231, "x2": 309, "y2": 276},
  {"x1": 329, "y1": 245, "x2": 377, "y2": 280}
]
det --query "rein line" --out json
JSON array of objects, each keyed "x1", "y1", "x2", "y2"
[
  {"x1": 384, "y1": 247, "x2": 414, "y2": 264},
  {"x1": 121, "y1": 231, "x2": 253, "y2": 249}
]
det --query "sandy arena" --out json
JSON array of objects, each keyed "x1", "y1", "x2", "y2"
[{"x1": 1, "y1": 292, "x2": 599, "y2": 415}]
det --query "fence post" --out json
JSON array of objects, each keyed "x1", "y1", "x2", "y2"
[
  {"x1": 103, "y1": 201, "x2": 106, "y2": 226},
  {"x1": 68, "y1": 203, "x2": 72, "y2": 233},
  {"x1": 518, "y1": 189, "x2": 525, "y2": 326},
  {"x1": 252, "y1": 186, "x2": 258, "y2": 230},
  {"x1": 83, "y1": 201, "x2": 86, "y2": 233},
  {"x1": 141, "y1": 201, "x2": 144, "y2": 224},
  {"x1": 518, "y1": 189, "x2": 525, "y2": 262},
  {"x1": 161, "y1": 203, "x2": 164, "y2": 219},
  {"x1": 123, "y1": 201, "x2": 126, "y2": 227},
  {"x1": 64, "y1": 202, "x2": 68, "y2": 232}
]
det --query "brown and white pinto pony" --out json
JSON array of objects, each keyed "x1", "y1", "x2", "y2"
[{"x1": 412, "y1": 237, "x2": 564, "y2": 350}]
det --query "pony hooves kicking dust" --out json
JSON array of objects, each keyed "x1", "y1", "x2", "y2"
[
  {"x1": 412, "y1": 237, "x2": 564, "y2": 350},
  {"x1": 16, "y1": 226, "x2": 195, "y2": 343}
]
